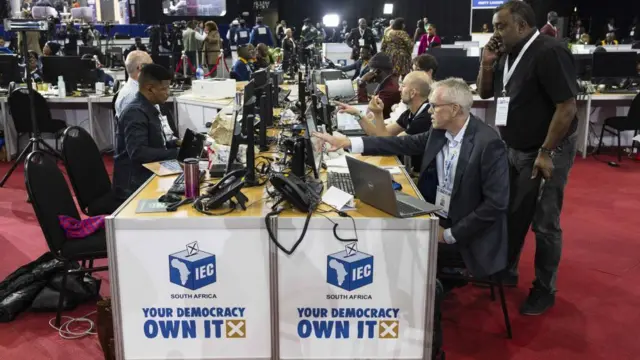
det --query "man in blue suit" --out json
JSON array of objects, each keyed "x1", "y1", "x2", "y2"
[
  {"x1": 232, "y1": 44, "x2": 253, "y2": 81},
  {"x1": 250, "y1": 16, "x2": 274, "y2": 47}
]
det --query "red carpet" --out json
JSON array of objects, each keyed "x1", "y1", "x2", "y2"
[{"x1": 1, "y1": 155, "x2": 639, "y2": 359}]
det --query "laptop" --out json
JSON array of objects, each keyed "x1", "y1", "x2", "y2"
[
  {"x1": 325, "y1": 79, "x2": 356, "y2": 101},
  {"x1": 346, "y1": 156, "x2": 440, "y2": 218},
  {"x1": 150, "y1": 129, "x2": 205, "y2": 175}
]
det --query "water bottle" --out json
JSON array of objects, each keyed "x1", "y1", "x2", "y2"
[
  {"x1": 195, "y1": 66, "x2": 204, "y2": 80},
  {"x1": 57, "y1": 76, "x2": 66, "y2": 98}
]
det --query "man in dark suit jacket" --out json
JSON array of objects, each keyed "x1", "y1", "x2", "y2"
[
  {"x1": 113, "y1": 64, "x2": 180, "y2": 200},
  {"x1": 315, "y1": 78, "x2": 509, "y2": 278},
  {"x1": 346, "y1": 18, "x2": 378, "y2": 60}
]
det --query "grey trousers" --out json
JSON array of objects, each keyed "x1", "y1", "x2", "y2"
[{"x1": 506, "y1": 132, "x2": 578, "y2": 292}]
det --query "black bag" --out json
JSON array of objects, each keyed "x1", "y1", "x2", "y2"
[{"x1": 31, "y1": 274, "x2": 102, "y2": 312}]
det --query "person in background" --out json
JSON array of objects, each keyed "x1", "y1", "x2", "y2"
[
  {"x1": 384, "y1": 19, "x2": 395, "y2": 37},
  {"x1": 275, "y1": 20, "x2": 287, "y2": 44},
  {"x1": 72, "y1": 0, "x2": 80, "y2": 8},
  {"x1": 115, "y1": 50, "x2": 153, "y2": 118},
  {"x1": 282, "y1": 28, "x2": 296, "y2": 73},
  {"x1": 577, "y1": 33, "x2": 591, "y2": 45},
  {"x1": 418, "y1": 24, "x2": 442, "y2": 55},
  {"x1": 245, "y1": 43, "x2": 257, "y2": 70},
  {"x1": 254, "y1": 43, "x2": 273, "y2": 70},
  {"x1": 423, "y1": 17, "x2": 429, "y2": 31},
  {"x1": 316, "y1": 22, "x2": 327, "y2": 41},
  {"x1": 346, "y1": 18, "x2": 378, "y2": 61},
  {"x1": 202, "y1": 21, "x2": 221, "y2": 76},
  {"x1": 412, "y1": 53, "x2": 438, "y2": 80},
  {"x1": 226, "y1": 20, "x2": 240, "y2": 46},
  {"x1": 26, "y1": 51, "x2": 43, "y2": 83},
  {"x1": 482, "y1": 23, "x2": 491, "y2": 33},
  {"x1": 477, "y1": 1, "x2": 578, "y2": 316},
  {"x1": 81, "y1": 53, "x2": 114, "y2": 87},
  {"x1": 357, "y1": 52, "x2": 401, "y2": 119},
  {"x1": 602, "y1": 33, "x2": 618, "y2": 45},
  {"x1": 414, "y1": 20, "x2": 426, "y2": 42},
  {"x1": 338, "y1": 71, "x2": 432, "y2": 137},
  {"x1": 250, "y1": 16, "x2": 274, "y2": 47},
  {"x1": 182, "y1": 21, "x2": 205, "y2": 70},
  {"x1": 0, "y1": 37, "x2": 13, "y2": 54},
  {"x1": 327, "y1": 45, "x2": 371, "y2": 81},
  {"x1": 18, "y1": 14, "x2": 42, "y2": 56},
  {"x1": 127, "y1": 37, "x2": 147, "y2": 52},
  {"x1": 606, "y1": 18, "x2": 616, "y2": 38},
  {"x1": 113, "y1": 64, "x2": 179, "y2": 201},
  {"x1": 540, "y1": 11, "x2": 559, "y2": 38},
  {"x1": 630, "y1": 17, "x2": 639, "y2": 42},
  {"x1": 381, "y1": 18, "x2": 414, "y2": 77},
  {"x1": 236, "y1": 19, "x2": 251, "y2": 46},
  {"x1": 340, "y1": 20, "x2": 349, "y2": 42},
  {"x1": 232, "y1": 44, "x2": 253, "y2": 81},
  {"x1": 571, "y1": 19, "x2": 585, "y2": 42}
]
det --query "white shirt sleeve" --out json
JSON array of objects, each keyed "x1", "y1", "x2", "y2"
[
  {"x1": 443, "y1": 229, "x2": 457, "y2": 244},
  {"x1": 349, "y1": 137, "x2": 364, "y2": 154},
  {"x1": 195, "y1": 32, "x2": 206, "y2": 41}
]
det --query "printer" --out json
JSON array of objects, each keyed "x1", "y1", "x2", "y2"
[{"x1": 192, "y1": 78, "x2": 237, "y2": 99}]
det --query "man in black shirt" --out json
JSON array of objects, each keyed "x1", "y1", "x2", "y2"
[
  {"x1": 477, "y1": 1, "x2": 578, "y2": 316},
  {"x1": 113, "y1": 64, "x2": 180, "y2": 200}
]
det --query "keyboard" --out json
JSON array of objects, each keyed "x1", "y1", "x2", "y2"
[
  {"x1": 327, "y1": 172, "x2": 355, "y2": 196},
  {"x1": 600, "y1": 89, "x2": 639, "y2": 94},
  {"x1": 397, "y1": 201, "x2": 423, "y2": 216},
  {"x1": 168, "y1": 170, "x2": 206, "y2": 194},
  {"x1": 160, "y1": 160, "x2": 182, "y2": 172}
]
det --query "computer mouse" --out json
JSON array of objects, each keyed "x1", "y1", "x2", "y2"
[{"x1": 159, "y1": 193, "x2": 182, "y2": 203}]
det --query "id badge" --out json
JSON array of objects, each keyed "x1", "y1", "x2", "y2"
[
  {"x1": 495, "y1": 96, "x2": 510, "y2": 126},
  {"x1": 435, "y1": 186, "x2": 451, "y2": 218},
  {"x1": 359, "y1": 38, "x2": 365, "y2": 46}
]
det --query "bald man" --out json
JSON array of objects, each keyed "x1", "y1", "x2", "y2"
[
  {"x1": 115, "y1": 50, "x2": 153, "y2": 118},
  {"x1": 346, "y1": 18, "x2": 377, "y2": 60},
  {"x1": 337, "y1": 71, "x2": 432, "y2": 137}
]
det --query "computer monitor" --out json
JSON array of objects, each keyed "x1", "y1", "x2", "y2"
[
  {"x1": 252, "y1": 68, "x2": 269, "y2": 89},
  {"x1": 592, "y1": 52, "x2": 637, "y2": 79},
  {"x1": 325, "y1": 79, "x2": 355, "y2": 101},
  {"x1": 574, "y1": 54, "x2": 593, "y2": 80},
  {"x1": 434, "y1": 56, "x2": 480, "y2": 83},
  {"x1": 427, "y1": 48, "x2": 466, "y2": 58},
  {"x1": 0, "y1": 55, "x2": 23, "y2": 87},
  {"x1": 152, "y1": 54, "x2": 172, "y2": 71},
  {"x1": 41, "y1": 56, "x2": 85, "y2": 92}
]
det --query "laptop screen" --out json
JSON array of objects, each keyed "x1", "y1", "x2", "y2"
[{"x1": 177, "y1": 129, "x2": 204, "y2": 162}]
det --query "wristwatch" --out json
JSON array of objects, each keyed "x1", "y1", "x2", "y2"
[{"x1": 538, "y1": 147, "x2": 556, "y2": 158}]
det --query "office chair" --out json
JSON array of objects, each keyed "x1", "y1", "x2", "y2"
[
  {"x1": 596, "y1": 92, "x2": 640, "y2": 162},
  {"x1": 437, "y1": 259, "x2": 513, "y2": 339},
  {"x1": 8, "y1": 88, "x2": 67, "y2": 152},
  {"x1": 62, "y1": 126, "x2": 122, "y2": 215},
  {"x1": 24, "y1": 151, "x2": 108, "y2": 327}
]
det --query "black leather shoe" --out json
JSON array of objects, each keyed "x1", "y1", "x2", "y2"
[{"x1": 520, "y1": 287, "x2": 555, "y2": 315}]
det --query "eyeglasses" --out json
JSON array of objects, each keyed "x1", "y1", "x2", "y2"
[{"x1": 429, "y1": 103, "x2": 456, "y2": 110}]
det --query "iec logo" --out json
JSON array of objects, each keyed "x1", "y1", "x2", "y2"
[
  {"x1": 327, "y1": 243, "x2": 373, "y2": 291},
  {"x1": 169, "y1": 241, "x2": 216, "y2": 290}
]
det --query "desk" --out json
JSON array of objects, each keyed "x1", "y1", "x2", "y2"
[{"x1": 106, "y1": 154, "x2": 438, "y2": 359}]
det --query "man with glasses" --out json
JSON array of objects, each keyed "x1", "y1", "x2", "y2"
[{"x1": 315, "y1": 77, "x2": 509, "y2": 280}]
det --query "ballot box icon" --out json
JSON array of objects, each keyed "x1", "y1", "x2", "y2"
[
  {"x1": 327, "y1": 244, "x2": 374, "y2": 291},
  {"x1": 169, "y1": 242, "x2": 217, "y2": 290}
]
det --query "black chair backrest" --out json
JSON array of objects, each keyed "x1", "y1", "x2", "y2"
[
  {"x1": 627, "y1": 92, "x2": 640, "y2": 127},
  {"x1": 25, "y1": 151, "x2": 80, "y2": 255},
  {"x1": 62, "y1": 126, "x2": 112, "y2": 214},
  {"x1": 8, "y1": 88, "x2": 54, "y2": 133},
  {"x1": 113, "y1": 79, "x2": 121, "y2": 93},
  {"x1": 111, "y1": 91, "x2": 119, "y2": 118}
]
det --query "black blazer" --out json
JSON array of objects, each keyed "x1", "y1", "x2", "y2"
[
  {"x1": 361, "y1": 115, "x2": 509, "y2": 277},
  {"x1": 113, "y1": 93, "x2": 178, "y2": 200},
  {"x1": 346, "y1": 27, "x2": 378, "y2": 60}
]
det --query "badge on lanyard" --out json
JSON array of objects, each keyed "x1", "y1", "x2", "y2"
[
  {"x1": 359, "y1": 38, "x2": 365, "y2": 46},
  {"x1": 436, "y1": 186, "x2": 451, "y2": 218},
  {"x1": 497, "y1": 31, "x2": 540, "y2": 127}
]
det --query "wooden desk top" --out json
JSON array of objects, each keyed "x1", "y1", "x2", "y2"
[{"x1": 114, "y1": 154, "x2": 423, "y2": 220}]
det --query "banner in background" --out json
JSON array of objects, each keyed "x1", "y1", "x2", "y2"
[
  {"x1": 119, "y1": 0, "x2": 129, "y2": 24},
  {"x1": 472, "y1": 0, "x2": 506, "y2": 9}
]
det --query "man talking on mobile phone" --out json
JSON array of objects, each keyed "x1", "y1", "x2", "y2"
[{"x1": 476, "y1": 1, "x2": 578, "y2": 316}]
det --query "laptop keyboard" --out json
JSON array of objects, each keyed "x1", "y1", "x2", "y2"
[
  {"x1": 397, "y1": 201, "x2": 423, "y2": 216},
  {"x1": 160, "y1": 160, "x2": 182, "y2": 172},
  {"x1": 327, "y1": 172, "x2": 355, "y2": 196}
]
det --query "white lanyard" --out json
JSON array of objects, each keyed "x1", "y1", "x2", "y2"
[
  {"x1": 502, "y1": 30, "x2": 539, "y2": 94},
  {"x1": 443, "y1": 146, "x2": 457, "y2": 190},
  {"x1": 359, "y1": 28, "x2": 365, "y2": 37}
]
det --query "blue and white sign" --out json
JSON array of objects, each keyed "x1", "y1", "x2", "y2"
[
  {"x1": 472, "y1": 0, "x2": 506, "y2": 9},
  {"x1": 327, "y1": 243, "x2": 374, "y2": 291},
  {"x1": 114, "y1": 227, "x2": 272, "y2": 359}
]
